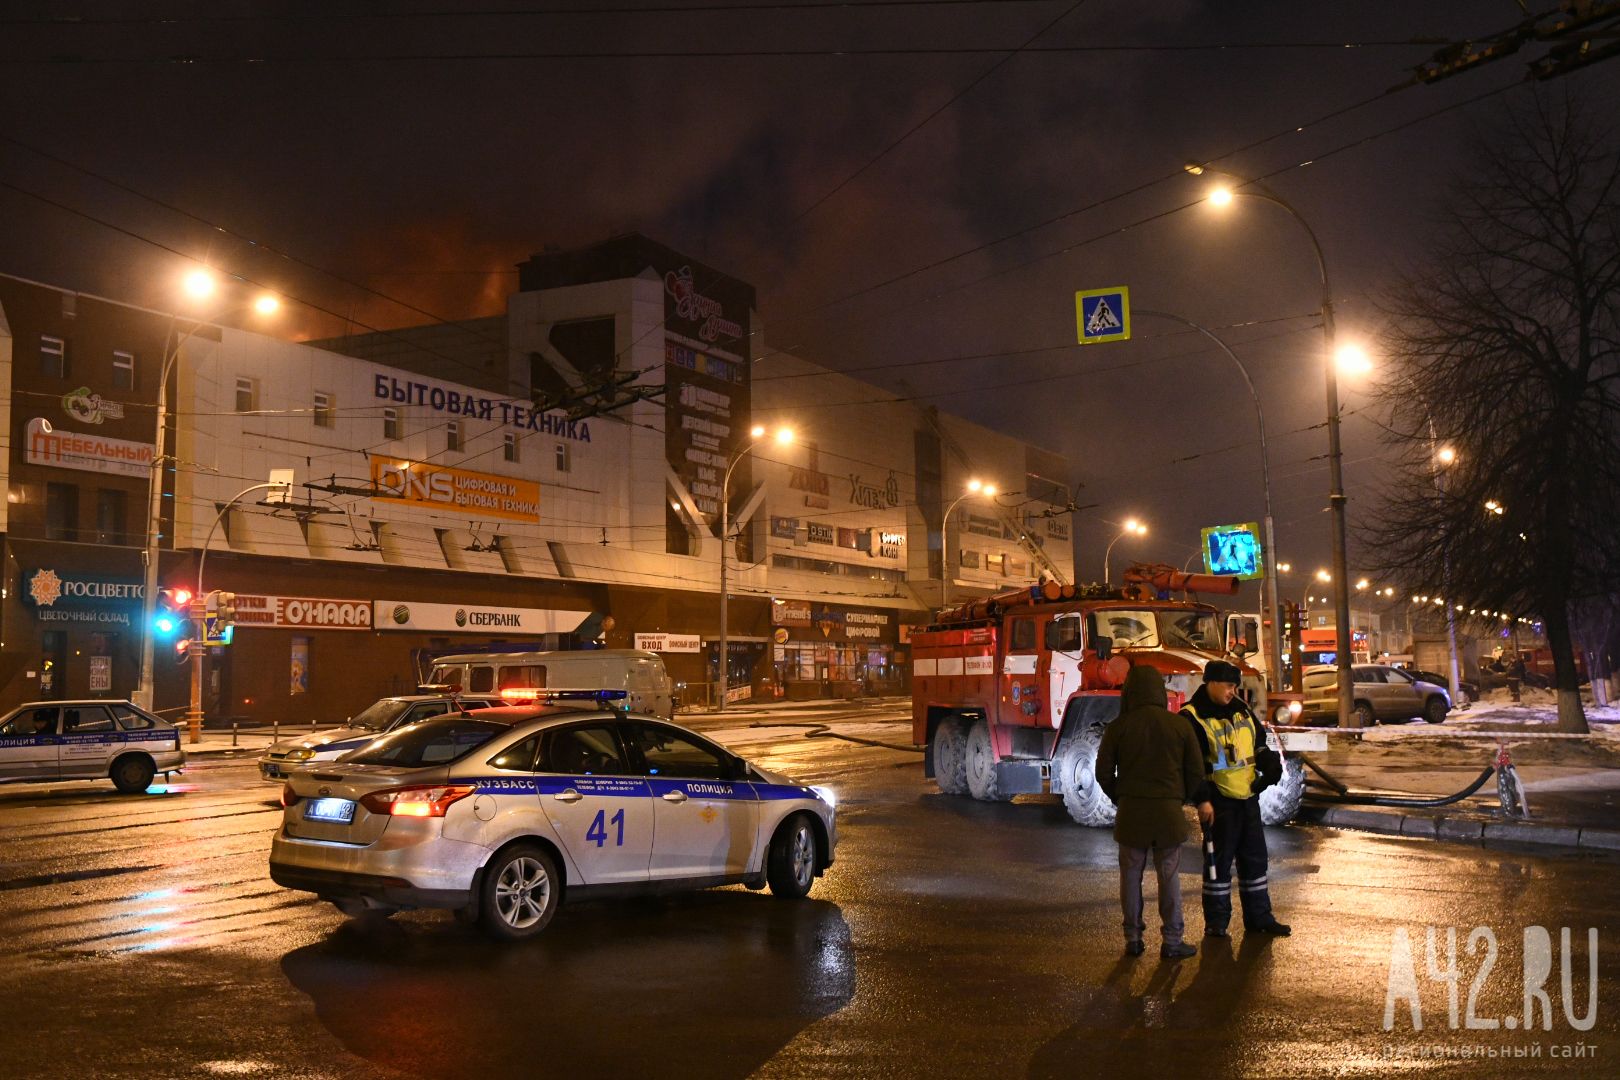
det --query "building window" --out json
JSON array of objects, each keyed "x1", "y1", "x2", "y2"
[
  {"x1": 555, "y1": 442, "x2": 571, "y2": 473},
  {"x1": 986, "y1": 552, "x2": 1006, "y2": 575},
  {"x1": 382, "y1": 407, "x2": 400, "y2": 440},
  {"x1": 95, "y1": 489, "x2": 127, "y2": 545},
  {"x1": 446, "y1": 421, "x2": 462, "y2": 452},
  {"x1": 235, "y1": 377, "x2": 257, "y2": 413},
  {"x1": 313, "y1": 391, "x2": 334, "y2": 428},
  {"x1": 45, "y1": 483, "x2": 78, "y2": 541},
  {"x1": 112, "y1": 350, "x2": 135, "y2": 391},
  {"x1": 504, "y1": 433, "x2": 518, "y2": 463},
  {"x1": 40, "y1": 335, "x2": 67, "y2": 378}
]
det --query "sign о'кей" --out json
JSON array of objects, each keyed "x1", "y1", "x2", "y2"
[{"x1": 372, "y1": 375, "x2": 592, "y2": 442}]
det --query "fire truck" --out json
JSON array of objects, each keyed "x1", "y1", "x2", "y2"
[{"x1": 911, "y1": 563, "x2": 1308, "y2": 827}]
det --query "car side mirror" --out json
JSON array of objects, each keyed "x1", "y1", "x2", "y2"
[{"x1": 1094, "y1": 637, "x2": 1113, "y2": 662}]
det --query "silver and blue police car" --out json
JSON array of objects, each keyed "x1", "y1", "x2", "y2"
[
  {"x1": 258, "y1": 693, "x2": 502, "y2": 781},
  {"x1": 268, "y1": 697, "x2": 837, "y2": 940},
  {"x1": 0, "y1": 700, "x2": 184, "y2": 793}
]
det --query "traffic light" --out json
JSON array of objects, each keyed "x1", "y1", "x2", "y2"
[
  {"x1": 215, "y1": 591, "x2": 238, "y2": 632},
  {"x1": 154, "y1": 587, "x2": 194, "y2": 637}
]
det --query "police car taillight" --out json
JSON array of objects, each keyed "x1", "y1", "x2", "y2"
[
  {"x1": 499, "y1": 687, "x2": 542, "y2": 703},
  {"x1": 280, "y1": 782, "x2": 301, "y2": 808},
  {"x1": 360, "y1": 785, "x2": 477, "y2": 817}
]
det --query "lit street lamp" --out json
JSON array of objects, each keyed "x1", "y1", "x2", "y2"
[
  {"x1": 134, "y1": 272, "x2": 281, "y2": 713},
  {"x1": 716, "y1": 424, "x2": 793, "y2": 713},
  {"x1": 1104, "y1": 518, "x2": 1148, "y2": 585},
  {"x1": 1189, "y1": 163, "x2": 1360, "y2": 728},
  {"x1": 939, "y1": 478, "x2": 997, "y2": 606}
]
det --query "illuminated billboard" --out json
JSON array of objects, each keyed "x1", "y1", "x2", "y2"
[{"x1": 1201, "y1": 521, "x2": 1264, "y2": 581}]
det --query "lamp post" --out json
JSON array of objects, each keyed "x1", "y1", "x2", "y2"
[
  {"x1": 717, "y1": 424, "x2": 792, "y2": 713},
  {"x1": 1140, "y1": 309, "x2": 1283, "y2": 689},
  {"x1": 1189, "y1": 164, "x2": 1359, "y2": 728},
  {"x1": 1103, "y1": 518, "x2": 1148, "y2": 585},
  {"x1": 135, "y1": 272, "x2": 280, "y2": 712},
  {"x1": 186, "y1": 477, "x2": 291, "y2": 743},
  {"x1": 1422, "y1": 426, "x2": 1465, "y2": 708},
  {"x1": 939, "y1": 478, "x2": 997, "y2": 607}
]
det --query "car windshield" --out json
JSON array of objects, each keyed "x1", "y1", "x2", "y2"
[
  {"x1": 348, "y1": 699, "x2": 413, "y2": 732},
  {"x1": 1091, "y1": 608, "x2": 1221, "y2": 651},
  {"x1": 344, "y1": 717, "x2": 507, "y2": 768}
]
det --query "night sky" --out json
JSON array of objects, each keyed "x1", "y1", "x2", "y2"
[{"x1": 4, "y1": 1, "x2": 1616, "y2": 613}]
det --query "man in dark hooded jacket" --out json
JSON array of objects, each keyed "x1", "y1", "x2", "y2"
[{"x1": 1096, "y1": 664, "x2": 1206, "y2": 960}]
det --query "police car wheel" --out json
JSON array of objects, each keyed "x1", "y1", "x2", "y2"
[
  {"x1": 110, "y1": 755, "x2": 155, "y2": 795},
  {"x1": 965, "y1": 720, "x2": 1012, "y2": 802},
  {"x1": 932, "y1": 717, "x2": 970, "y2": 796},
  {"x1": 766, "y1": 814, "x2": 817, "y2": 899},
  {"x1": 480, "y1": 845, "x2": 560, "y2": 940}
]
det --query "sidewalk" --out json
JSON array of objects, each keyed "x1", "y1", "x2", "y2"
[{"x1": 1288, "y1": 701, "x2": 1620, "y2": 854}]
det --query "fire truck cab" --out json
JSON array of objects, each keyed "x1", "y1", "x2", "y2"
[{"x1": 912, "y1": 565, "x2": 1306, "y2": 827}]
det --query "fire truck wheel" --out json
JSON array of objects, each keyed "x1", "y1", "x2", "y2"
[
  {"x1": 932, "y1": 717, "x2": 970, "y2": 796},
  {"x1": 1054, "y1": 724, "x2": 1116, "y2": 828},
  {"x1": 1258, "y1": 757, "x2": 1306, "y2": 825},
  {"x1": 965, "y1": 720, "x2": 1012, "y2": 802}
]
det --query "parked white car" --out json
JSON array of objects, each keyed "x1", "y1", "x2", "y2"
[{"x1": 258, "y1": 694, "x2": 501, "y2": 781}]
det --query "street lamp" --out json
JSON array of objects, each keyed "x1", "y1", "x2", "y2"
[
  {"x1": 716, "y1": 424, "x2": 793, "y2": 713},
  {"x1": 1103, "y1": 518, "x2": 1148, "y2": 585},
  {"x1": 1139, "y1": 309, "x2": 1284, "y2": 688},
  {"x1": 939, "y1": 478, "x2": 997, "y2": 606},
  {"x1": 134, "y1": 272, "x2": 281, "y2": 712},
  {"x1": 1189, "y1": 162, "x2": 1359, "y2": 728}
]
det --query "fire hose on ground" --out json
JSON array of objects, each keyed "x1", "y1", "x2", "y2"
[
  {"x1": 1297, "y1": 745, "x2": 1530, "y2": 818},
  {"x1": 749, "y1": 721, "x2": 924, "y2": 754}
]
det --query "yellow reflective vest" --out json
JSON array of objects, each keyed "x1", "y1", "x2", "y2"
[{"x1": 1184, "y1": 701, "x2": 1260, "y2": 800}]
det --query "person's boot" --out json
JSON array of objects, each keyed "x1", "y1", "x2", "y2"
[
  {"x1": 1250, "y1": 919, "x2": 1291, "y2": 937},
  {"x1": 1124, "y1": 940, "x2": 1145, "y2": 957},
  {"x1": 1160, "y1": 941, "x2": 1197, "y2": 960},
  {"x1": 1204, "y1": 925, "x2": 1229, "y2": 938}
]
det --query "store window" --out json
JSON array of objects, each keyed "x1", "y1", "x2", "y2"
[
  {"x1": 555, "y1": 442, "x2": 571, "y2": 473},
  {"x1": 95, "y1": 488, "x2": 127, "y2": 545},
  {"x1": 382, "y1": 407, "x2": 400, "y2": 440},
  {"x1": 446, "y1": 421, "x2": 462, "y2": 452},
  {"x1": 235, "y1": 377, "x2": 257, "y2": 412},
  {"x1": 46, "y1": 483, "x2": 78, "y2": 541},
  {"x1": 986, "y1": 552, "x2": 1006, "y2": 575},
  {"x1": 313, "y1": 391, "x2": 334, "y2": 427}
]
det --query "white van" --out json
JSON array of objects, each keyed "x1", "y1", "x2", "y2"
[{"x1": 425, "y1": 649, "x2": 675, "y2": 720}]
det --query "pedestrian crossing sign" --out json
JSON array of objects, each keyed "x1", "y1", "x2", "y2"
[{"x1": 1075, "y1": 286, "x2": 1131, "y2": 344}]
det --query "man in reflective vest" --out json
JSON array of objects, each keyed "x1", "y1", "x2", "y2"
[{"x1": 1181, "y1": 659, "x2": 1291, "y2": 938}]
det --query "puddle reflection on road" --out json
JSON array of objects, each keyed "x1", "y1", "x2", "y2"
[{"x1": 281, "y1": 891, "x2": 854, "y2": 1078}]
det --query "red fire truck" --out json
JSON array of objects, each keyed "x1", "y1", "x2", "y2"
[{"x1": 911, "y1": 563, "x2": 1308, "y2": 826}]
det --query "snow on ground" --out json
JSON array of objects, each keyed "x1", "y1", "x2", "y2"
[{"x1": 1450, "y1": 686, "x2": 1620, "y2": 728}]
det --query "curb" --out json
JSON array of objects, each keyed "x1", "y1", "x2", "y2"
[{"x1": 1294, "y1": 804, "x2": 1620, "y2": 855}]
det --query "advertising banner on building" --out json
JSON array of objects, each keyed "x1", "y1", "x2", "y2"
[
  {"x1": 633, "y1": 632, "x2": 702, "y2": 653},
  {"x1": 235, "y1": 595, "x2": 373, "y2": 630},
  {"x1": 25, "y1": 417, "x2": 153, "y2": 478},
  {"x1": 369, "y1": 458, "x2": 541, "y2": 523},
  {"x1": 772, "y1": 599, "x2": 894, "y2": 642},
  {"x1": 1200, "y1": 521, "x2": 1265, "y2": 580},
  {"x1": 20, "y1": 567, "x2": 142, "y2": 627},
  {"x1": 373, "y1": 600, "x2": 584, "y2": 634},
  {"x1": 662, "y1": 253, "x2": 754, "y2": 543}
]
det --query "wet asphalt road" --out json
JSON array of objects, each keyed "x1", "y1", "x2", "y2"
[{"x1": 1, "y1": 711, "x2": 1618, "y2": 1079}]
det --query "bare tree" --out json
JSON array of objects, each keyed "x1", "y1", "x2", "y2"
[{"x1": 1369, "y1": 93, "x2": 1620, "y2": 734}]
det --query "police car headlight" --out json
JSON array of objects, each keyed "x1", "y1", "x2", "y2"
[
  {"x1": 810, "y1": 785, "x2": 837, "y2": 808},
  {"x1": 285, "y1": 748, "x2": 316, "y2": 762}
]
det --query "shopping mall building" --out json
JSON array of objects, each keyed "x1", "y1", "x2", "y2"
[{"x1": 0, "y1": 235, "x2": 1074, "y2": 722}]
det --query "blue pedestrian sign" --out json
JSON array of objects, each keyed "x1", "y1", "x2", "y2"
[{"x1": 1075, "y1": 286, "x2": 1131, "y2": 344}]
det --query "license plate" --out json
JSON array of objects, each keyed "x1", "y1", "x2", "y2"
[{"x1": 304, "y1": 798, "x2": 356, "y2": 824}]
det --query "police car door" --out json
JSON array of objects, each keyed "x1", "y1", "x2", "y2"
[
  {"x1": 535, "y1": 723, "x2": 653, "y2": 885},
  {"x1": 0, "y1": 706, "x2": 60, "y2": 779},
  {"x1": 59, "y1": 705, "x2": 119, "y2": 777},
  {"x1": 625, "y1": 721, "x2": 759, "y2": 880}
]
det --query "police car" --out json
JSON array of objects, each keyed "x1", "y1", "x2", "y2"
[
  {"x1": 0, "y1": 700, "x2": 184, "y2": 793},
  {"x1": 268, "y1": 695, "x2": 837, "y2": 940},
  {"x1": 258, "y1": 694, "x2": 502, "y2": 781}
]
